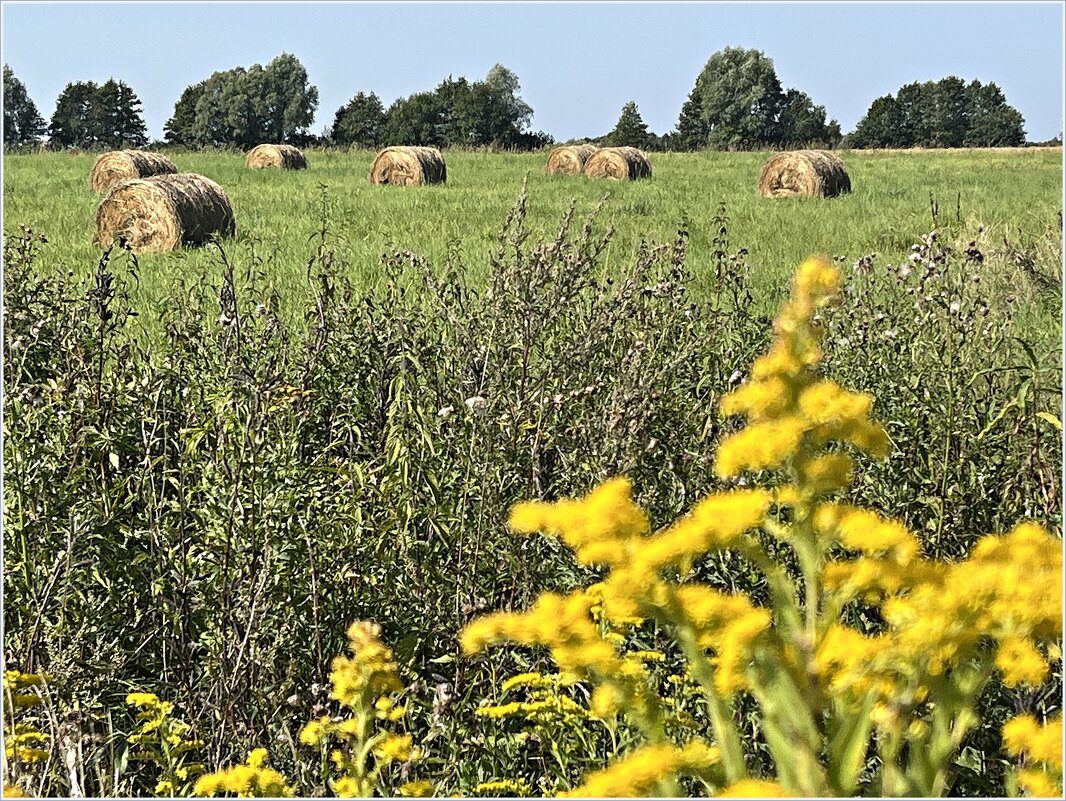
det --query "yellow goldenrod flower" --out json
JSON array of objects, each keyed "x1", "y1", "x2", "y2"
[
  {"x1": 3, "y1": 784, "x2": 26, "y2": 798},
  {"x1": 473, "y1": 778, "x2": 531, "y2": 796},
  {"x1": 125, "y1": 691, "x2": 161, "y2": 708},
  {"x1": 641, "y1": 490, "x2": 771, "y2": 570},
  {"x1": 560, "y1": 740, "x2": 719, "y2": 797},
  {"x1": 716, "y1": 778, "x2": 793, "y2": 797},
  {"x1": 1003, "y1": 714, "x2": 1064, "y2": 768},
  {"x1": 192, "y1": 748, "x2": 294, "y2": 798},
  {"x1": 1016, "y1": 768, "x2": 1062, "y2": 798},
  {"x1": 508, "y1": 476, "x2": 650, "y2": 567},
  {"x1": 398, "y1": 779, "x2": 434, "y2": 797},
  {"x1": 996, "y1": 636, "x2": 1050, "y2": 687},
  {"x1": 715, "y1": 417, "x2": 807, "y2": 479},
  {"x1": 373, "y1": 733, "x2": 413, "y2": 764}
]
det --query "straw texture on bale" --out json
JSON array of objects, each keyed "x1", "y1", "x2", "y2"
[
  {"x1": 583, "y1": 147, "x2": 652, "y2": 180},
  {"x1": 95, "y1": 173, "x2": 236, "y2": 253},
  {"x1": 246, "y1": 143, "x2": 309, "y2": 170},
  {"x1": 89, "y1": 150, "x2": 177, "y2": 193},
  {"x1": 369, "y1": 146, "x2": 447, "y2": 185},
  {"x1": 545, "y1": 144, "x2": 599, "y2": 175},
  {"x1": 758, "y1": 150, "x2": 852, "y2": 198}
]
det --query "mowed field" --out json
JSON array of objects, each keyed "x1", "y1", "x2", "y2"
[
  {"x1": 2, "y1": 146, "x2": 1064, "y2": 798},
  {"x1": 3, "y1": 147, "x2": 1062, "y2": 329}
]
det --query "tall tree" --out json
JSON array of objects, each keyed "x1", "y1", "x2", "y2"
[
  {"x1": 673, "y1": 88, "x2": 709, "y2": 150},
  {"x1": 777, "y1": 89, "x2": 841, "y2": 148},
  {"x1": 604, "y1": 101, "x2": 652, "y2": 149},
  {"x1": 3, "y1": 64, "x2": 46, "y2": 146},
  {"x1": 964, "y1": 80, "x2": 1025, "y2": 146},
  {"x1": 90, "y1": 79, "x2": 147, "y2": 148},
  {"x1": 331, "y1": 91, "x2": 386, "y2": 148},
  {"x1": 165, "y1": 53, "x2": 318, "y2": 148},
  {"x1": 48, "y1": 81, "x2": 98, "y2": 147},
  {"x1": 681, "y1": 47, "x2": 785, "y2": 149},
  {"x1": 164, "y1": 81, "x2": 206, "y2": 145},
  {"x1": 849, "y1": 95, "x2": 906, "y2": 148},
  {"x1": 382, "y1": 91, "x2": 444, "y2": 147}
]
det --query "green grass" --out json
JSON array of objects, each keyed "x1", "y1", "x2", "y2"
[{"x1": 4, "y1": 147, "x2": 1061, "y2": 320}]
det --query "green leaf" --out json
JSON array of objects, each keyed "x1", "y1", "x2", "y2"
[
  {"x1": 827, "y1": 693, "x2": 877, "y2": 795},
  {"x1": 1036, "y1": 412, "x2": 1062, "y2": 430}
]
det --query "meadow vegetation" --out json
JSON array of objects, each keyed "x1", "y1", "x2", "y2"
[{"x1": 2, "y1": 147, "x2": 1062, "y2": 797}]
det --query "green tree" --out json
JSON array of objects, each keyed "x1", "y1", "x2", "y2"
[
  {"x1": 681, "y1": 47, "x2": 785, "y2": 149},
  {"x1": 331, "y1": 91, "x2": 386, "y2": 148},
  {"x1": 382, "y1": 91, "x2": 444, "y2": 147},
  {"x1": 3, "y1": 64, "x2": 46, "y2": 146},
  {"x1": 849, "y1": 95, "x2": 906, "y2": 148},
  {"x1": 164, "y1": 53, "x2": 318, "y2": 148},
  {"x1": 480, "y1": 63, "x2": 533, "y2": 146},
  {"x1": 260, "y1": 52, "x2": 319, "y2": 142},
  {"x1": 48, "y1": 81, "x2": 98, "y2": 147},
  {"x1": 777, "y1": 89, "x2": 841, "y2": 148},
  {"x1": 604, "y1": 101, "x2": 652, "y2": 149},
  {"x1": 164, "y1": 81, "x2": 206, "y2": 145},
  {"x1": 926, "y1": 76, "x2": 969, "y2": 148},
  {"x1": 673, "y1": 88, "x2": 709, "y2": 150},
  {"x1": 964, "y1": 80, "x2": 1025, "y2": 146},
  {"x1": 90, "y1": 78, "x2": 148, "y2": 148}
]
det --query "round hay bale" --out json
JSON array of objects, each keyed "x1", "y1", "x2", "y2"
[
  {"x1": 583, "y1": 147, "x2": 652, "y2": 180},
  {"x1": 369, "y1": 146, "x2": 447, "y2": 186},
  {"x1": 89, "y1": 150, "x2": 177, "y2": 193},
  {"x1": 95, "y1": 173, "x2": 236, "y2": 253},
  {"x1": 758, "y1": 150, "x2": 852, "y2": 198},
  {"x1": 546, "y1": 144, "x2": 599, "y2": 175},
  {"x1": 246, "y1": 143, "x2": 309, "y2": 170}
]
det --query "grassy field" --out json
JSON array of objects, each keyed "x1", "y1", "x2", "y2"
[
  {"x1": 2, "y1": 147, "x2": 1063, "y2": 798},
  {"x1": 3, "y1": 147, "x2": 1062, "y2": 322}
]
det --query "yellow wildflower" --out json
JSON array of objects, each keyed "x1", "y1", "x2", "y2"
[
  {"x1": 641, "y1": 490, "x2": 770, "y2": 569},
  {"x1": 125, "y1": 691, "x2": 161, "y2": 708},
  {"x1": 1016, "y1": 768, "x2": 1062, "y2": 798},
  {"x1": 3, "y1": 784, "x2": 26, "y2": 798},
  {"x1": 508, "y1": 476, "x2": 649, "y2": 567},
  {"x1": 996, "y1": 636, "x2": 1050, "y2": 687},
  {"x1": 716, "y1": 778, "x2": 793, "y2": 797},
  {"x1": 398, "y1": 779, "x2": 434, "y2": 797},
  {"x1": 192, "y1": 748, "x2": 294, "y2": 797},
  {"x1": 373, "y1": 733, "x2": 413, "y2": 764},
  {"x1": 715, "y1": 417, "x2": 808, "y2": 478},
  {"x1": 1003, "y1": 714, "x2": 1063, "y2": 768},
  {"x1": 560, "y1": 740, "x2": 719, "y2": 797},
  {"x1": 473, "y1": 778, "x2": 531, "y2": 796}
]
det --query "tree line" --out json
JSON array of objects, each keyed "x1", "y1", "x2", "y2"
[{"x1": 3, "y1": 48, "x2": 1044, "y2": 152}]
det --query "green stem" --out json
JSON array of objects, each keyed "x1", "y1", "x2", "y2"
[{"x1": 672, "y1": 622, "x2": 748, "y2": 783}]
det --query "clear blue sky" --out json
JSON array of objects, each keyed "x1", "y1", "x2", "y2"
[{"x1": 2, "y1": 1, "x2": 1063, "y2": 142}]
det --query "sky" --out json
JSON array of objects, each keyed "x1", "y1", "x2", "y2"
[{"x1": 1, "y1": 1, "x2": 1063, "y2": 143}]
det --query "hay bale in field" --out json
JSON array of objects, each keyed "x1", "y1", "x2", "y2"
[
  {"x1": 369, "y1": 146, "x2": 447, "y2": 185},
  {"x1": 546, "y1": 144, "x2": 599, "y2": 175},
  {"x1": 246, "y1": 143, "x2": 309, "y2": 170},
  {"x1": 758, "y1": 150, "x2": 851, "y2": 198},
  {"x1": 89, "y1": 150, "x2": 177, "y2": 193},
  {"x1": 583, "y1": 147, "x2": 652, "y2": 180},
  {"x1": 95, "y1": 173, "x2": 236, "y2": 253}
]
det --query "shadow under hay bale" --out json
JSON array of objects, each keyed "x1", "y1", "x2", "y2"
[
  {"x1": 246, "y1": 143, "x2": 309, "y2": 170},
  {"x1": 546, "y1": 144, "x2": 599, "y2": 175},
  {"x1": 583, "y1": 146, "x2": 652, "y2": 180},
  {"x1": 369, "y1": 146, "x2": 447, "y2": 185},
  {"x1": 95, "y1": 173, "x2": 236, "y2": 253},
  {"x1": 89, "y1": 150, "x2": 178, "y2": 193},
  {"x1": 759, "y1": 150, "x2": 852, "y2": 198}
]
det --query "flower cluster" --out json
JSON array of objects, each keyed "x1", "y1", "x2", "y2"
[
  {"x1": 126, "y1": 692, "x2": 205, "y2": 796},
  {"x1": 461, "y1": 256, "x2": 1062, "y2": 798},
  {"x1": 2, "y1": 670, "x2": 49, "y2": 796},
  {"x1": 1002, "y1": 713, "x2": 1063, "y2": 798},
  {"x1": 299, "y1": 621, "x2": 428, "y2": 798},
  {"x1": 193, "y1": 748, "x2": 295, "y2": 798}
]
